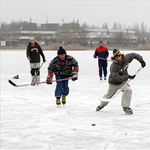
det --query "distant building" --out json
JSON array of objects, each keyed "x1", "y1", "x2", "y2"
[
  {"x1": 41, "y1": 23, "x2": 59, "y2": 31},
  {"x1": 21, "y1": 22, "x2": 37, "y2": 31},
  {"x1": 61, "y1": 22, "x2": 80, "y2": 31},
  {"x1": 87, "y1": 28, "x2": 137, "y2": 45},
  {"x1": 59, "y1": 22, "x2": 83, "y2": 44},
  {"x1": 0, "y1": 41, "x2": 6, "y2": 46},
  {"x1": 6, "y1": 39, "x2": 19, "y2": 47},
  {"x1": 0, "y1": 21, "x2": 138, "y2": 46}
]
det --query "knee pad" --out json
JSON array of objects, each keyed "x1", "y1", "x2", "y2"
[{"x1": 31, "y1": 68, "x2": 36, "y2": 76}]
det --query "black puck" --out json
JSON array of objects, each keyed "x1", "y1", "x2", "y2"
[{"x1": 91, "y1": 124, "x2": 96, "y2": 126}]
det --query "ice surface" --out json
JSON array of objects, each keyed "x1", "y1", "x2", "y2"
[{"x1": 1, "y1": 50, "x2": 150, "y2": 150}]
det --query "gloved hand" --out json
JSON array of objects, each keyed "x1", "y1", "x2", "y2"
[
  {"x1": 119, "y1": 71, "x2": 123, "y2": 76},
  {"x1": 72, "y1": 74, "x2": 78, "y2": 81},
  {"x1": 141, "y1": 61, "x2": 146, "y2": 68},
  {"x1": 46, "y1": 76, "x2": 52, "y2": 84},
  {"x1": 43, "y1": 58, "x2": 46, "y2": 63},
  {"x1": 93, "y1": 55, "x2": 97, "y2": 58},
  {"x1": 28, "y1": 57, "x2": 31, "y2": 61},
  {"x1": 128, "y1": 75, "x2": 136, "y2": 79}
]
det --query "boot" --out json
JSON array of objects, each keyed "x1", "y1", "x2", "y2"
[
  {"x1": 36, "y1": 75, "x2": 40, "y2": 83},
  {"x1": 96, "y1": 101, "x2": 109, "y2": 111},
  {"x1": 56, "y1": 97, "x2": 61, "y2": 105},
  {"x1": 123, "y1": 107, "x2": 133, "y2": 115},
  {"x1": 62, "y1": 96, "x2": 66, "y2": 105},
  {"x1": 36, "y1": 75, "x2": 40, "y2": 85},
  {"x1": 31, "y1": 76, "x2": 37, "y2": 85},
  {"x1": 96, "y1": 105, "x2": 104, "y2": 111}
]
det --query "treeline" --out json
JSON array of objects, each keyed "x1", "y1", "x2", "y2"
[
  {"x1": 91, "y1": 22, "x2": 150, "y2": 44},
  {"x1": 0, "y1": 20, "x2": 150, "y2": 45}
]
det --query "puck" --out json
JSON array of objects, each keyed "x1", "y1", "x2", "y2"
[{"x1": 91, "y1": 124, "x2": 96, "y2": 126}]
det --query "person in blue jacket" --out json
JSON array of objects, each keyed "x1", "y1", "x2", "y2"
[{"x1": 93, "y1": 41, "x2": 109, "y2": 80}]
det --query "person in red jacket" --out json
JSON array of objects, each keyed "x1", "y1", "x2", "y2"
[{"x1": 93, "y1": 41, "x2": 109, "y2": 80}]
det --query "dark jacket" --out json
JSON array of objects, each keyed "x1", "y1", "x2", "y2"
[
  {"x1": 48, "y1": 55, "x2": 79, "y2": 78},
  {"x1": 26, "y1": 42, "x2": 45, "y2": 63},
  {"x1": 109, "y1": 53, "x2": 144, "y2": 85}
]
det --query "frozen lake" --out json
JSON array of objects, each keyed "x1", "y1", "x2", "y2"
[{"x1": 1, "y1": 50, "x2": 150, "y2": 150}]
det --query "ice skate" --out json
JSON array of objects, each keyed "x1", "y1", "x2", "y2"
[
  {"x1": 56, "y1": 97, "x2": 61, "y2": 105},
  {"x1": 96, "y1": 105, "x2": 104, "y2": 111},
  {"x1": 123, "y1": 107, "x2": 133, "y2": 115},
  {"x1": 62, "y1": 96, "x2": 66, "y2": 105}
]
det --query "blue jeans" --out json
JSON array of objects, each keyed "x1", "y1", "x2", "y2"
[
  {"x1": 98, "y1": 60, "x2": 107, "y2": 77},
  {"x1": 55, "y1": 75, "x2": 69, "y2": 97}
]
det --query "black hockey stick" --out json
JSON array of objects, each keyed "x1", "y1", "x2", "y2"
[{"x1": 8, "y1": 80, "x2": 30, "y2": 87}]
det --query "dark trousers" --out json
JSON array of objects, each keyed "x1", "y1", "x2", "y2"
[{"x1": 98, "y1": 60, "x2": 107, "y2": 78}]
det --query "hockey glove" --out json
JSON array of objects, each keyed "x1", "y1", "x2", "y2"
[
  {"x1": 28, "y1": 57, "x2": 31, "y2": 61},
  {"x1": 46, "y1": 76, "x2": 52, "y2": 84},
  {"x1": 141, "y1": 61, "x2": 146, "y2": 68},
  {"x1": 72, "y1": 74, "x2": 78, "y2": 81},
  {"x1": 43, "y1": 58, "x2": 46, "y2": 63},
  {"x1": 93, "y1": 55, "x2": 97, "y2": 58},
  {"x1": 128, "y1": 75, "x2": 136, "y2": 79},
  {"x1": 119, "y1": 71, "x2": 123, "y2": 76}
]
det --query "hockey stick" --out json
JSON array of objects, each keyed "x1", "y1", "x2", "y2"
[
  {"x1": 100, "y1": 67, "x2": 143, "y2": 102},
  {"x1": 98, "y1": 57, "x2": 113, "y2": 62},
  {"x1": 31, "y1": 62, "x2": 44, "y2": 83},
  {"x1": 8, "y1": 77, "x2": 73, "y2": 87}
]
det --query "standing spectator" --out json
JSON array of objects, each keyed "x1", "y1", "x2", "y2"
[
  {"x1": 26, "y1": 37, "x2": 46, "y2": 84},
  {"x1": 96, "y1": 49, "x2": 146, "y2": 115},
  {"x1": 46, "y1": 46, "x2": 79, "y2": 105},
  {"x1": 93, "y1": 41, "x2": 109, "y2": 80}
]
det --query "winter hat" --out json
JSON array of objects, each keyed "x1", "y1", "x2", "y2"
[
  {"x1": 113, "y1": 49, "x2": 121, "y2": 57},
  {"x1": 57, "y1": 46, "x2": 66, "y2": 55},
  {"x1": 99, "y1": 40, "x2": 103, "y2": 44},
  {"x1": 30, "y1": 37, "x2": 35, "y2": 41}
]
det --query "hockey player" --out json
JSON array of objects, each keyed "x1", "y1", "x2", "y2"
[
  {"x1": 46, "y1": 46, "x2": 79, "y2": 105},
  {"x1": 96, "y1": 49, "x2": 146, "y2": 115},
  {"x1": 93, "y1": 41, "x2": 109, "y2": 80},
  {"x1": 26, "y1": 37, "x2": 46, "y2": 84}
]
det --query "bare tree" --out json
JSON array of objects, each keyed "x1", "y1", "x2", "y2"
[
  {"x1": 102, "y1": 22, "x2": 108, "y2": 29},
  {"x1": 112, "y1": 22, "x2": 117, "y2": 29}
]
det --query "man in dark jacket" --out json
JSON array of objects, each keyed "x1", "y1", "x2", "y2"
[
  {"x1": 46, "y1": 46, "x2": 79, "y2": 105},
  {"x1": 96, "y1": 49, "x2": 146, "y2": 115},
  {"x1": 93, "y1": 41, "x2": 109, "y2": 80},
  {"x1": 26, "y1": 37, "x2": 46, "y2": 84}
]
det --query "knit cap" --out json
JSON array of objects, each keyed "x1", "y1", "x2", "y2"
[
  {"x1": 99, "y1": 40, "x2": 103, "y2": 44},
  {"x1": 30, "y1": 37, "x2": 35, "y2": 41},
  {"x1": 57, "y1": 46, "x2": 66, "y2": 55},
  {"x1": 113, "y1": 49, "x2": 121, "y2": 57}
]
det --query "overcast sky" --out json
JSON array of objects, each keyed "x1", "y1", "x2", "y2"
[{"x1": 1, "y1": 0, "x2": 150, "y2": 29}]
